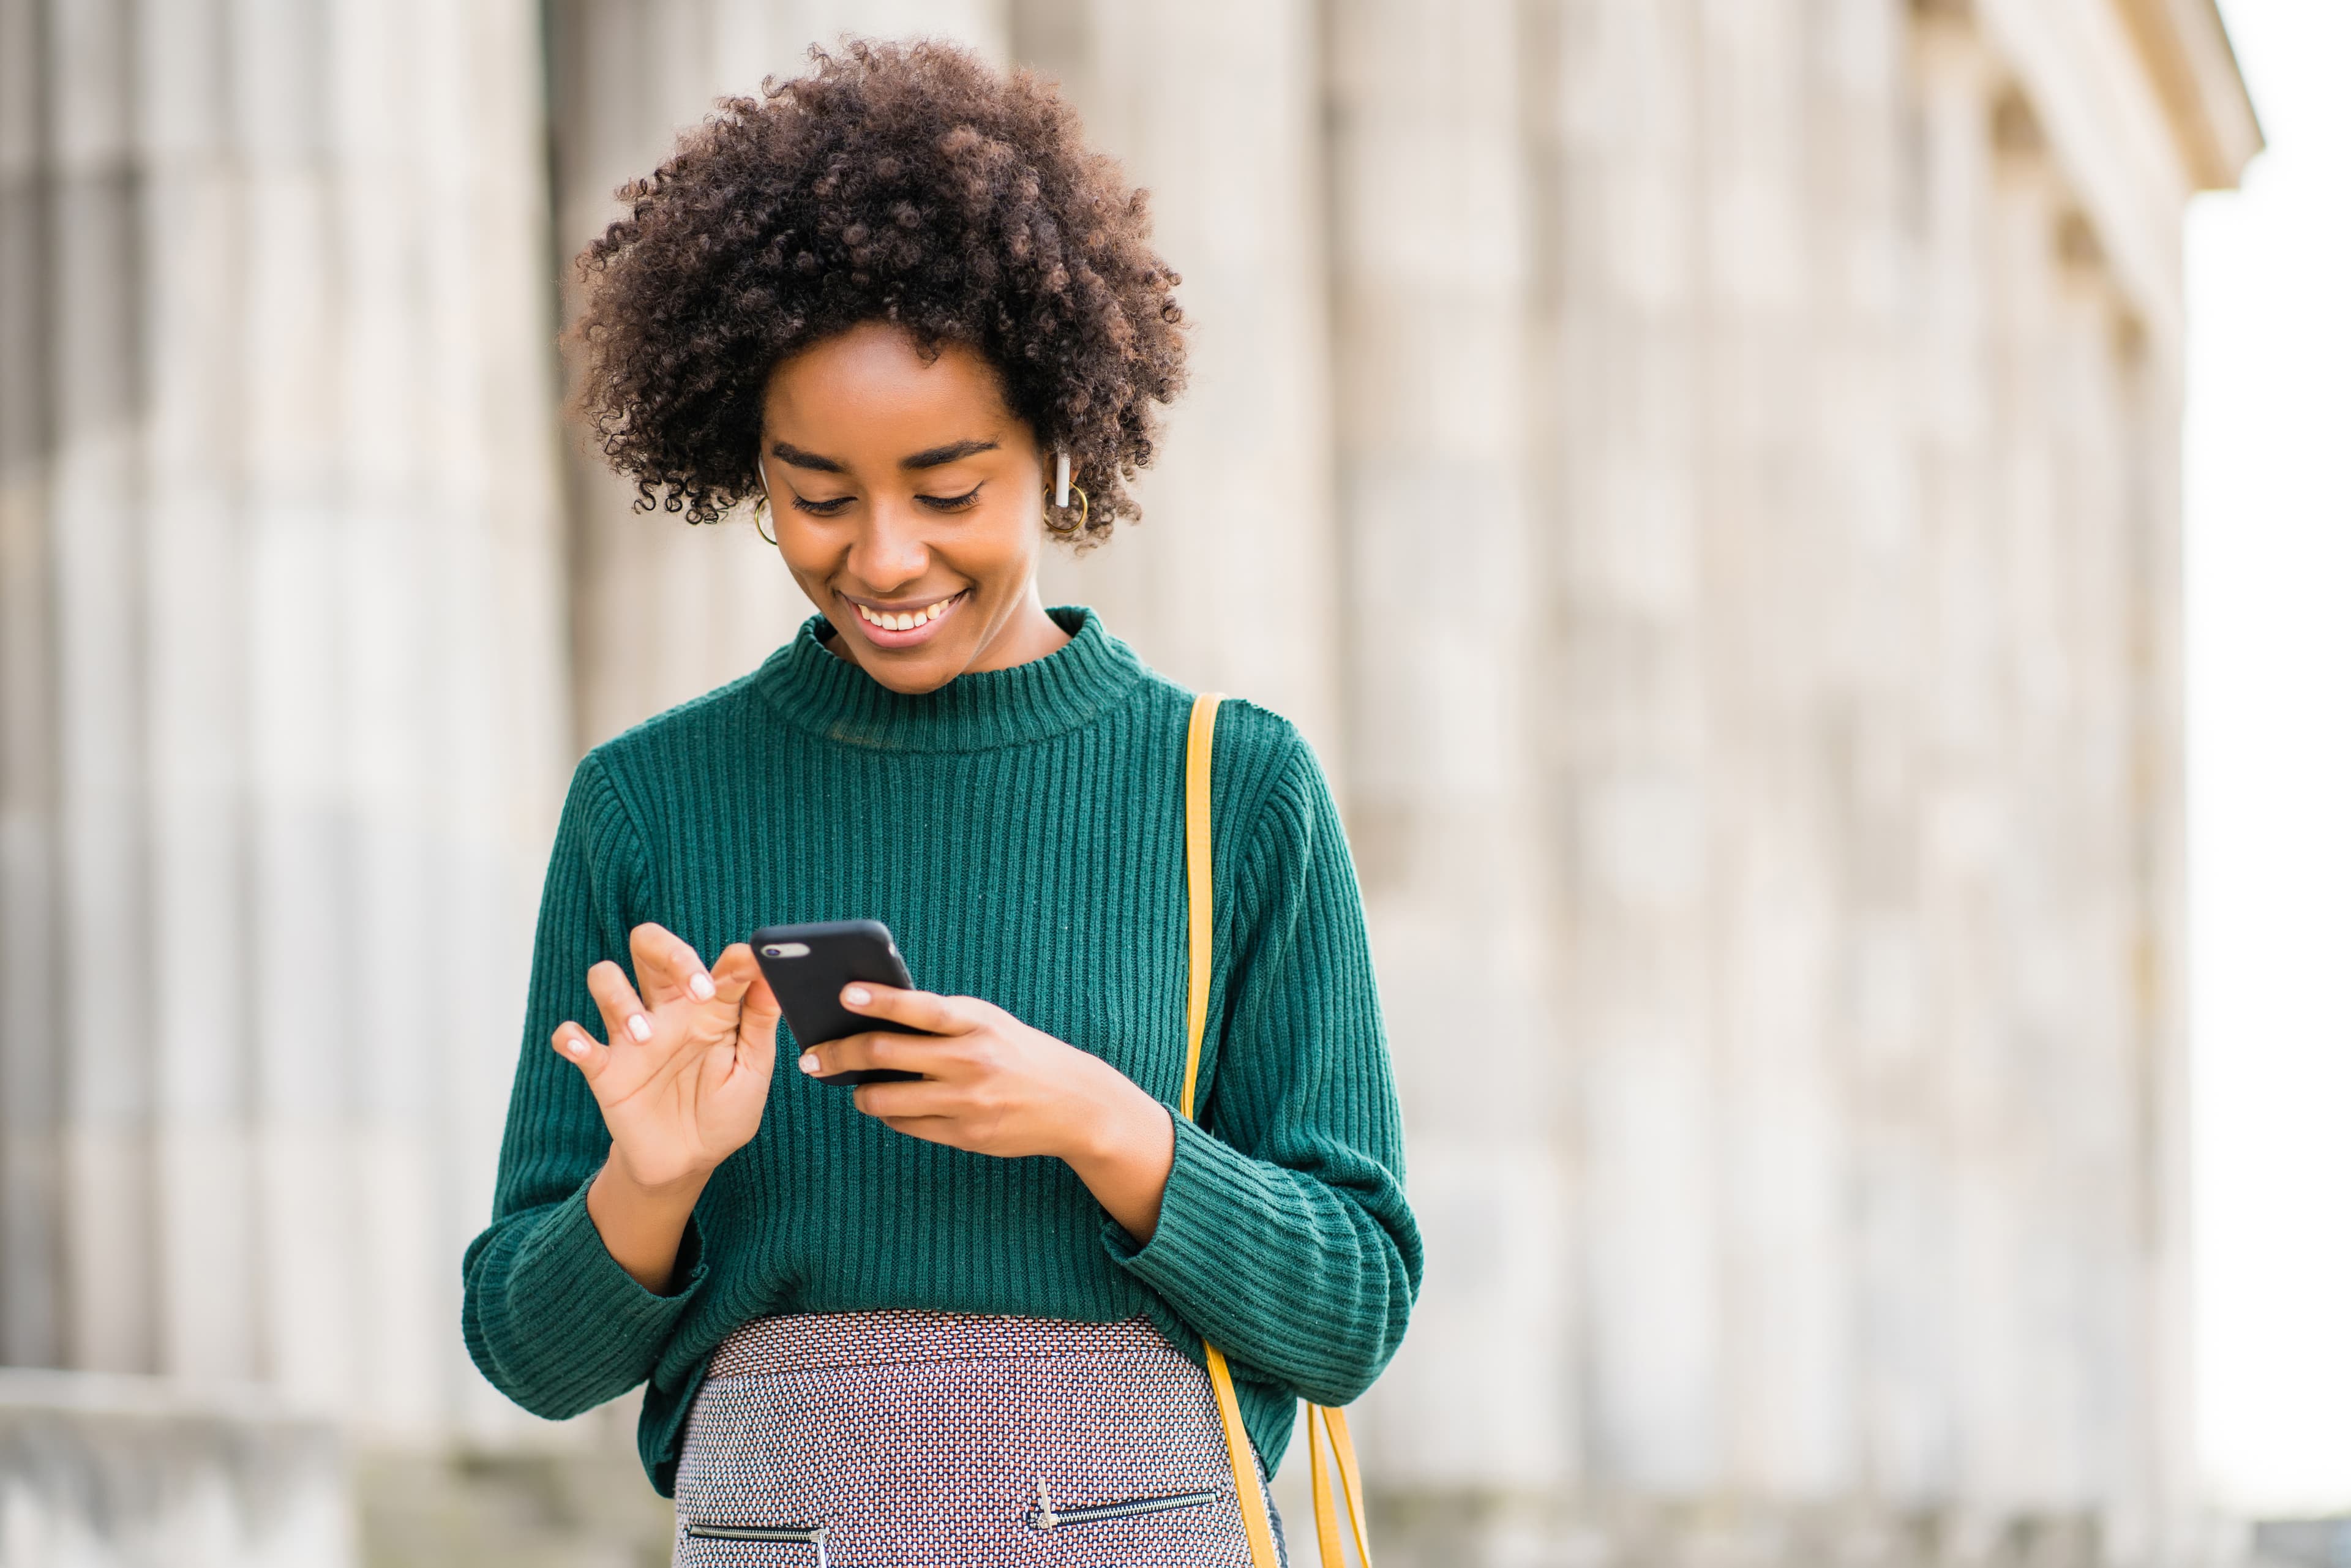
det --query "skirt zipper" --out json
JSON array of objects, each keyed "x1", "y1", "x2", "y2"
[
  {"x1": 1029, "y1": 1477, "x2": 1221, "y2": 1529},
  {"x1": 684, "y1": 1521, "x2": 828, "y2": 1563}
]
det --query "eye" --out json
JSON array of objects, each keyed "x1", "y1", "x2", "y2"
[
  {"x1": 916, "y1": 484, "x2": 983, "y2": 513},
  {"x1": 790, "y1": 492, "x2": 855, "y2": 517}
]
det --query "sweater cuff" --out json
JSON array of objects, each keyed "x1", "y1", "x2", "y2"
[
  {"x1": 478, "y1": 1176, "x2": 709, "y2": 1399},
  {"x1": 1102, "y1": 1112, "x2": 1274, "y2": 1305}
]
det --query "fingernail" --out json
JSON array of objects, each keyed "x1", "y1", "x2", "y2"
[
  {"x1": 562, "y1": 1035, "x2": 588, "y2": 1059},
  {"x1": 844, "y1": 985, "x2": 870, "y2": 1006},
  {"x1": 628, "y1": 1014, "x2": 652, "y2": 1042},
  {"x1": 798, "y1": 1052, "x2": 820, "y2": 1075},
  {"x1": 690, "y1": 973, "x2": 716, "y2": 1001}
]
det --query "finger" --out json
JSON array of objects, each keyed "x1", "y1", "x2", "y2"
[
  {"x1": 838, "y1": 983, "x2": 978, "y2": 1035},
  {"x1": 629, "y1": 921, "x2": 716, "y2": 1005},
  {"x1": 552, "y1": 1022, "x2": 610, "y2": 1086},
  {"x1": 797, "y1": 1029, "x2": 939, "y2": 1081},
  {"x1": 850, "y1": 1078, "x2": 961, "y2": 1120},
  {"x1": 874, "y1": 1116, "x2": 964, "y2": 1147},
  {"x1": 714, "y1": 944, "x2": 781, "y2": 1076},
  {"x1": 625, "y1": 923, "x2": 691, "y2": 1007},
  {"x1": 707, "y1": 942, "x2": 760, "y2": 1007},
  {"x1": 585, "y1": 959, "x2": 656, "y2": 1048}
]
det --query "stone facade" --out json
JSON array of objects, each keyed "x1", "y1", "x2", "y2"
[
  {"x1": 0, "y1": 1370, "x2": 354, "y2": 1567},
  {"x1": 0, "y1": 1, "x2": 2255, "y2": 1564}
]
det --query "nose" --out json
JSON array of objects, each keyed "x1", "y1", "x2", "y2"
[{"x1": 846, "y1": 500, "x2": 929, "y2": 593}]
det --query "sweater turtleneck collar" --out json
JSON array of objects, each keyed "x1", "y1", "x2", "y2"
[{"x1": 752, "y1": 605, "x2": 1148, "y2": 753}]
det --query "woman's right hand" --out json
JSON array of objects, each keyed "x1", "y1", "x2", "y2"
[{"x1": 553, "y1": 923, "x2": 781, "y2": 1193}]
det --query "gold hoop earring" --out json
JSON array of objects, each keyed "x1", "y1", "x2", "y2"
[
  {"x1": 752, "y1": 474, "x2": 779, "y2": 546},
  {"x1": 1048, "y1": 482, "x2": 1089, "y2": 535},
  {"x1": 751, "y1": 461, "x2": 780, "y2": 546}
]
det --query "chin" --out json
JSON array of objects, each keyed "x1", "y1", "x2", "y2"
[{"x1": 848, "y1": 639, "x2": 966, "y2": 694}]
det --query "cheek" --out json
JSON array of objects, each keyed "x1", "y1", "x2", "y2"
[
  {"x1": 771, "y1": 518, "x2": 838, "y2": 576},
  {"x1": 960, "y1": 495, "x2": 1040, "y2": 590}
]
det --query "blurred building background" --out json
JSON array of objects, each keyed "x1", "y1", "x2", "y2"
[{"x1": 0, "y1": 1, "x2": 2264, "y2": 1565}]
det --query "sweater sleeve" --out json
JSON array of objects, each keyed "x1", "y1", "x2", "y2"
[
  {"x1": 461, "y1": 753, "x2": 708, "y2": 1419},
  {"x1": 1104, "y1": 733, "x2": 1422, "y2": 1408}
]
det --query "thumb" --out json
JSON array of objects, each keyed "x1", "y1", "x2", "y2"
[
  {"x1": 707, "y1": 943, "x2": 762, "y2": 1009},
  {"x1": 709, "y1": 945, "x2": 779, "y2": 1073},
  {"x1": 741, "y1": 968, "x2": 782, "y2": 1035},
  {"x1": 738, "y1": 970, "x2": 781, "y2": 1076},
  {"x1": 553, "y1": 1024, "x2": 610, "y2": 1088}
]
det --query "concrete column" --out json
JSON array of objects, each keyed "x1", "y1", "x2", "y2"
[
  {"x1": 1805, "y1": 0, "x2": 1941, "y2": 1510},
  {"x1": 47, "y1": 0, "x2": 157, "y2": 1379},
  {"x1": 0, "y1": 0, "x2": 64, "y2": 1373},
  {"x1": 2134, "y1": 339, "x2": 2197, "y2": 1568},
  {"x1": 1693, "y1": 0, "x2": 1859, "y2": 1498},
  {"x1": 1984, "y1": 79, "x2": 2115, "y2": 1516},
  {"x1": 298, "y1": 0, "x2": 576, "y2": 1436},
  {"x1": 303, "y1": 0, "x2": 571, "y2": 1433},
  {"x1": 138, "y1": 0, "x2": 260, "y2": 1389},
  {"x1": 402, "y1": 0, "x2": 577, "y2": 1440},
  {"x1": 2036, "y1": 198, "x2": 2167, "y2": 1553},
  {"x1": 1911, "y1": 13, "x2": 2008, "y2": 1526},
  {"x1": 1308, "y1": 0, "x2": 1572, "y2": 1506},
  {"x1": 329, "y1": 0, "x2": 438, "y2": 1430},
  {"x1": 234, "y1": 0, "x2": 358, "y2": 1411},
  {"x1": 1544, "y1": 0, "x2": 1723, "y2": 1493},
  {"x1": 1019, "y1": 0, "x2": 1343, "y2": 766},
  {"x1": 1965, "y1": 76, "x2": 2162, "y2": 1532}
]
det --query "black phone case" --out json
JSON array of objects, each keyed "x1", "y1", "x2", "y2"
[{"x1": 750, "y1": 920, "x2": 927, "y2": 1086}]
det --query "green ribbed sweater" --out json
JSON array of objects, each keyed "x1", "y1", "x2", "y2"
[{"x1": 461, "y1": 607, "x2": 1420, "y2": 1494}]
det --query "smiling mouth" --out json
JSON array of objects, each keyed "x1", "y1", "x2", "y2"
[{"x1": 844, "y1": 589, "x2": 966, "y2": 643}]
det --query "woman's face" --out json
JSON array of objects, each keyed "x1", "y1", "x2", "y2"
[{"x1": 757, "y1": 323, "x2": 1067, "y2": 694}]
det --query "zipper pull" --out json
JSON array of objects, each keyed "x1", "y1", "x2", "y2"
[{"x1": 1034, "y1": 1477, "x2": 1059, "y2": 1531}]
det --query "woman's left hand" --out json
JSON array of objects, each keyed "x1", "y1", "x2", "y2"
[{"x1": 801, "y1": 985, "x2": 1178, "y2": 1240}]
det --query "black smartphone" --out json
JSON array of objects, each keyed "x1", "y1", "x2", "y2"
[{"x1": 750, "y1": 920, "x2": 928, "y2": 1086}]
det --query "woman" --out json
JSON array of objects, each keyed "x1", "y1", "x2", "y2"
[{"x1": 463, "y1": 39, "x2": 1419, "y2": 1566}]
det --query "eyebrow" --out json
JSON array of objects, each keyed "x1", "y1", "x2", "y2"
[
  {"x1": 771, "y1": 441, "x2": 846, "y2": 474},
  {"x1": 899, "y1": 439, "x2": 999, "y2": 471},
  {"x1": 768, "y1": 438, "x2": 1001, "y2": 475}
]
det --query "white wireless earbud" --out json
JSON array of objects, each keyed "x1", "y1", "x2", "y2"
[{"x1": 1054, "y1": 449, "x2": 1071, "y2": 508}]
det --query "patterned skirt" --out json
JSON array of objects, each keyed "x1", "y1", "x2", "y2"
[{"x1": 672, "y1": 1310, "x2": 1287, "y2": 1567}]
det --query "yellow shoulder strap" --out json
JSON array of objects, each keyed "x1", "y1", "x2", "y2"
[
  {"x1": 1180, "y1": 693, "x2": 1374, "y2": 1568},
  {"x1": 1180, "y1": 693, "x2": 1221, "y2": 1123}
]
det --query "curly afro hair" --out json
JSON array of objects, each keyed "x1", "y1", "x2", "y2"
[{"x1": 571, "y1": 38, "x2": 1188, "y2": 542}]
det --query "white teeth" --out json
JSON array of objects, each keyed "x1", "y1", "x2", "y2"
[{"x1": 855, "y1": 593, "x2": 957, "y2": 631}]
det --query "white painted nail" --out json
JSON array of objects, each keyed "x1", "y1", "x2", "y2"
[
  {"x1": 844, "y1": 985, "x2": 871, "y2": 1007},
  {"x1": 628, "y1": 1014, "x2": 652, "y2": 1042},
  {"x1": 799, "y1": 1052, "x2": 820, "y2": 1075},
  {"x1": 690, "y1": 973, "x2": 716, "y2": 1001},
  {"x1": 563, "y1": 1035, "x2": 588, "y2": 1059}
]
